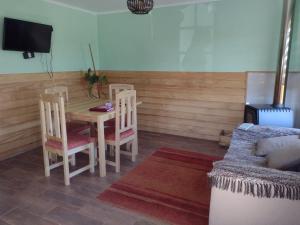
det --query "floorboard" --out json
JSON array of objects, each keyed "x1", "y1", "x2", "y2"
[{"x1": 0, "y1": 131, "x2": 226, "y2": 225}]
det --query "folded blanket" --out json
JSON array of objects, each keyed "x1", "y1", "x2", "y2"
[{"x1": 208, "y1": 126, "x2": 300, "y2": 200}]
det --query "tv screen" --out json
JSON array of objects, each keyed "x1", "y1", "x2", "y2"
[{"x1": 2, "y1": 17, "x2": 53, "y2": 53}]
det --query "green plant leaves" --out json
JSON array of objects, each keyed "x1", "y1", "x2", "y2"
[{"x1": 84, "y1": 68, "x2": 108, "y2": 98}]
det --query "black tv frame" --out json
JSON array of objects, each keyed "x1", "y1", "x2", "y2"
[{"x1": 2, "y1": 17, "x2": 53, "y2": 57}]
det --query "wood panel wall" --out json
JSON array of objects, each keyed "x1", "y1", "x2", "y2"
[
  {"x1": 105, "y1": 71, "x2": 247, "y2": 141},
  {"x1": 0, "y1": 71, "x2": 246, "y2": 160},
  {"x1": 0, "y1": 72, "x2": 87, "y2": 160}
]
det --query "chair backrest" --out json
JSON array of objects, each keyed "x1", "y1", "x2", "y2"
[
  {"x1": 115, "y1": 90, "x2": 137, "y2": 141},
  {"x1": 39, "y1": 94, "x2": 68, "y2": 151},
  {"x1": 45, "y1": 86, "x2": 69, "y2": 103},
  {"x1": 109, "y1": 84, "x2": 134, "y2": 102}
]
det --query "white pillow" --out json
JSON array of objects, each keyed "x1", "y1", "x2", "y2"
[
  {"x1": 256, "y1": 135, "x2": 300, "y2": 156},
  {"x1": 267, "y1": 140, "x2": 300, "y2": 169}
]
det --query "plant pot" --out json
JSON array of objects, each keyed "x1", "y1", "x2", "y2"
[{"x1": 97, "y1": 82, "x2": 102, "y2": 99}]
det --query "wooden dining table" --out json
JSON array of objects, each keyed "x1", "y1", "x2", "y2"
[{"x1": 65, "y1": 98, "x2": 142, "y2": 177}]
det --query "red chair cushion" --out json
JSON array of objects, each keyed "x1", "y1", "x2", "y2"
[
  {"x1": 105, "y1": 127, "x2": 135, "y2": 141},
  {"x1": 67, "y1": 122, "x2": 90, "y2": 134},
  {"x1": 46, "y1": 134, "x2": 94, "y2": 150},
  {"x1": 104, "y1": 118, "x2": 115, "y2": 127}
]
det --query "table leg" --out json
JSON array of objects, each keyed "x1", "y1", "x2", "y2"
[{"x1": 97, "y1": 117, "x2": 106, "y2": 177}]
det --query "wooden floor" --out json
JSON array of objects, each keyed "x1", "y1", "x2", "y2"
[{"x1": 0, "y1": 131, "x2": 226, "y2": 225}]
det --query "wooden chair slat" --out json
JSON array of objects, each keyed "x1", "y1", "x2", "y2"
[
  {"x1": 45, "y1": 102, "x2": 53, "y2": 136},
  {"x1": 53, "y1": 103, "x2": 61, "y2": 138}
]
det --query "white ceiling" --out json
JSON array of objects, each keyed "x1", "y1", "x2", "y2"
[{"x1": 45, "y1": 0, "x2": 219, "y2": 14}]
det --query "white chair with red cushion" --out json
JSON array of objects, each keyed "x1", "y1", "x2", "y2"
[
  {"x1": 104, "y1": 90, "x2": 138, "y2": 173},
  {"x1": 40, "y1": 94, "x2": 95, "y2": 186},
  {"x1": 45, "y1": 86, "x2": 90, "y2": 135},
  {"x1": 105, "y1": 84, "x2": 134, "y2": 127}
]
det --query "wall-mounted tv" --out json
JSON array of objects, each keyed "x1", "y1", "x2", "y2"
[{"x1": 2, "y1": 17, "x2": 53, "y2": 53}]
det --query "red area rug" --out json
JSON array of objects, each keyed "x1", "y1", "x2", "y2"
[{"x1": 98, "y1": 148, "x2": 222, "y2": 225}]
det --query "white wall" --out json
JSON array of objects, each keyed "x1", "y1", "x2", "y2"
[
  {"x1": 246, "y1": 72, "x2": 300, "y2": 128},
  {"x1": 209, "y1": 187, "x2": 300, "y2": 225}
]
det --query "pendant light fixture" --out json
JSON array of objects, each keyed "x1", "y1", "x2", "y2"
[{"x1": 127, "y1": 0, "x2": 154, "y2": 14}]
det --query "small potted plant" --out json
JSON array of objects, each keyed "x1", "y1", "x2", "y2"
[
  {"x1": 84, "y1": 68, "x2": 108, "y2": 99},
  {"x1": 84, "y1": 44, "x2": 108, "y2": 98}
]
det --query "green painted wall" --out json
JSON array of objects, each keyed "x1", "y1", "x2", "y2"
[
  {"x1": 97, "y1": 0, "x2": 300, "y2": 72},
  {"x1": 1, "y1": 0, "x2": 300, "y2": 74},
  {"x1": 0, "y1": 0, "x2": 98, "y2": 74},
  {"x1": 290, "y1": 0, "x2": 300, "y2": 72}
]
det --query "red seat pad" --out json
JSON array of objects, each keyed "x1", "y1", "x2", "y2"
[
  {"x1": 67, "y1": 122, "x2": 90, "y2": 134},
  {"x1": 105, "y1": 127, "x2": 135, "y2": 141},
  {"x1": 104, "y1": 118, "x2": 115, "y2": 127},
  {"x1": 46, "y1": 134, "x2": 94, "y2": 150}
]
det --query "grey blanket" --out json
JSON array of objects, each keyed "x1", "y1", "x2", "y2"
[{"x1": 208, "y1": 126, "x2": 300, "y2": 200}]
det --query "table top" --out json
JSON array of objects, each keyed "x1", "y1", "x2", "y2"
[{"x1": 66, "y1": 98, "x2": 142, "y2": 122}]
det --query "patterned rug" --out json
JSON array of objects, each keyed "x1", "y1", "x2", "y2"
[{"x1": 98, "y1": 148, "x2": 222, "y2": 225}]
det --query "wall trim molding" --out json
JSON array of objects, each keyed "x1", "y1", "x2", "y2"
[{"x1": 43, "y1": 0, "x2": 98, "y2": 15}]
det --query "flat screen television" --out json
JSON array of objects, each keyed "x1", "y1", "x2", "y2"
[{"x1": 2, "y1": 17, "x2": 53, "y2": 53}]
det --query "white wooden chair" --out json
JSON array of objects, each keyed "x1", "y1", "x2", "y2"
[
  {"x1": 104, "y1": 90, "x2": 138, "y2": 173},
  {"x1": 109, "y1": 84, "x2": 134, "y2": 102},
  {"x1": 44, "y1": 86, "x2": 91, "y2": 163},
  {"x1": 44, "y1": 86, "x2": 90, "y2": 134},
  {"x1": 39, "y1": 94, "x2": 95, "y2": 186}
]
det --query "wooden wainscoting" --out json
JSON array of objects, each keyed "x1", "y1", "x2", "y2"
[
  {"x1": 0, "y1": 70, "x2": 246, "y2": 160},
  {"x1": 0, "y1": 72, "x2": 87, "y2": 160},
  {"x1": 105, "y1": 71, "x2": 247, "y2": 141}
]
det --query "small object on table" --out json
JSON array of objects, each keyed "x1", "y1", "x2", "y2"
[{"x1": 89, "y1": 102, "x2": 114, "y2": 112}]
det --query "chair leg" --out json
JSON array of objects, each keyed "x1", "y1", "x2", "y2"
[
  {"x1": 71, "y1": 155, "x2": 76, "y2": 166},
  {"x1": 43, "y1": 148, "x2": 50, "y2": 177},
  {"x1": 63, "y1": 154, "x2": 70, "y2": 186},
  {"x1": 132, "y1": 138, "x2": 138, "y2": 162},
  {"x1": 108, "y1": 145, "x2": 114, "y2": 158},
  {"x1": 94, "y1": 145, "x2": 98, "y2": 166},
  {"x1": 127, "y1": 141, "x2": 135, "y2": 162},
  {"x1": 126, "y1": 143, "x2": 131, "y2": 151},
  {"x1": 89, "y1": 143, "x2": 95, "y2": 173},
  {"x1": 115, "y1": 145, "x2": 120, "y2": 173},
  {"x1": 49, "y1": 152, "x2": 57, "y2": 163}
]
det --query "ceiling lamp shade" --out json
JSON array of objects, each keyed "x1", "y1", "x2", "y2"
[{"x1": 127, "y1": 0, "x2": 154, "y2": 14}]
